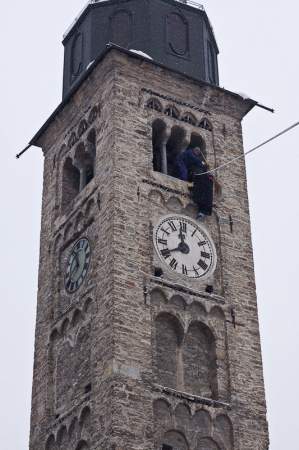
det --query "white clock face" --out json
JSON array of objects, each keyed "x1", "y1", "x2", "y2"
[
  {"x1": 65, "y1": 238, "x2": 91, "y2": 293},
  {"x1": 153, "y1": 214, "x2": 217, "y2": 280}
]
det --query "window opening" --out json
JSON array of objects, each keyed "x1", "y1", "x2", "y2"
[
  {"x1": 199, "y1": 118, "x2": 212, "y2": 132},
  {"x1": 162, "y1": 445, "x2": 173, "y2": 450},
  {"x1": 165, "y1": 105, "x2": 180, "y2": 119},
  {"x1": 61, "y1": 157, "x2": 80, "y2": 212},
  {"x1": 152, "y1": 119, "x2": 167, "y2": 174},
  {"x1": 147, "y1": 98, "x2": 163, "y2": 112},
  {"x1": 181, "y1": 113, "x2": 197, "y2": 126},
  {"x1": 166, "y1": 126, "x2": 186, "y2": 177}
]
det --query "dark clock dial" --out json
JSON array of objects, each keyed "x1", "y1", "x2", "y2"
[
  {"x1": 153, "y1": 214, "x2": 217, "y2": 279},
  {"x1": 65, "y1": 238, "x2": 91, "y2": 293}
]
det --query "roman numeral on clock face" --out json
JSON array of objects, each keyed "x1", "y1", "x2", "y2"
[
  {"x1": 168, "y1": 221, "x2": 177, "y2": 232},
  {"x1": 198, "y1": 259, "x2": 208, "y2": 271},
  {"x1": 198, "y1": 240, "x2": 207, "y2": 247},
  {"x1": 201, "y1": 251, "x2": 211, "y2": 259},
  {"x1": 161, "y1": 248, "x2": 171, "y2": 259},
  {"x1": 180, "y1": 222, "x2": 187, "y2": 233},
  {"x1": 182, "y1": 264, "x2": 188, "y2": 275},
  {"x1": 158, "y1": 238, "x2": 167, "y2": 245},
  {"x1": 169, "y1": 258, "x2": 178, "y2": 270}
]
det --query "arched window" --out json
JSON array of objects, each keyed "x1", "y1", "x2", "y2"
[
  {"x1": 162, "y1": 431, "x2": 189, "y2": 450},
  {"x1": 152, "y1": 119, "x2": 167, "y2": 173},
  {"x1": 146, "y1": 98, "x2": 163, "y2": 112},
  {"x1": 155, "y1": 313, "x2": 183, "y2": 389},
  {"x1": 181, "y1": 113, "x2": 197, "y2": 126},
  {"x1": 165, "y1": 105, "x2": 180, "y2": 119},
  {"x1": 198, "y1": 118, "x2": 212, "y2": 132},
  {"x1": 183, "y1": 322, "x2": 218, "y2": 398},
  {"x1": 166, "y1": 126, "x2": 186, "y2": 177},
  {"x1": 61, "y1": 157, "x2": 80, "y2": 212}
]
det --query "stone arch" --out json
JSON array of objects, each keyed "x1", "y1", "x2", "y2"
[
  {"x1": 56, "y1": 425, "x2": 67, "y2": 446},
  {"x1": 162, "y1": 430, "x2": 189, "y2": 450},
  {"x1": 76, "y1": 440, "x2": 89, "y2": 450},
  {"x1": 169, "y1": 295, "x2": 187, "y2": 311},
  {"x1": 183, "y1": 321, "x2": 218, "y2": 398},
  {"x1": 83, "y1": 297, "x2": 93, "y2": 314},
  {"x1": 61, "y1": 318, "x2": 70, "y2": 336},
  {"x1": 75, "y1": 211, "x2": 84, "y2": 233},
  {"x1": 69, "y1": 416, "x2": 79, "y2": 438},
  {"x1": 85, "y1": 198, "x2": 95, "y2": 219},
  {"x1": 61, "y1": 157, "x2": 80, "y2": 212},
  {"x1": 109, "y1": 9, "x2": 133, "y2": 48},
  {"x1": 191, "y1": 409, "x2": 212, "y2": 435},
  {"x1": 88, "y1": 106, "x2": 98, "y2": 125},
  {"x1": 196, "y1": 437, "x2": 220, "y2": 450},
  {"x1": 149, "y1": 189, "x2": 165, "y2": 205},
  {"x1": 167, "y1": 125, "x2": 186, "y2": 177},
  {"x1": 198, "y1": 118, "x2": 213, "y2": 132},
  {"x1": 181, "y1": 112, "x2": 197, "y2": 126},
  {"x1": 79, "y1": 405, "x2": 91, "y2": 429},
  {"x1": 45, "y1": 434, "x2": 56, "y2": 450},
  {"x1": 183, "y1": 203, "x2": 198, "y2": 219},
  {"x1": 155, "y1": 312, "x2": 184, "y2": 389},
  {"x1": 72, "y1": 309, "x2": 83, "y2": 327},
  {"x1": 68, "y1": 132, "x2": 78, "y2": 149},
  {"x1": 64, "y1": 221, "x2": 74, "y2": 242},
  {"x1": 209, "y1": 306, "x2": 225, "y2": 321},
  {"x1": 146, "y1": 97, "x2": 163, "y2": 112},
  {"x1": 54, "y1": 233, "x2": 63, "y2": 254},
  {"x1": 174, "y1": 403, "x2": 191, "y2": 430},
  {"x1": 166, "y1": 196, "x2": 184, "y2": 212},
  {"x1": 164, "y1": 105, "x2": 180, "y2": 119},
  {"x1": 78, "y1": 119, "x2": 88, "y2": 137},
  {"x1": 153, "y1": 399, "x2": 172, "y2": 428},
  {"x1": 151, "y1": 288, "x2": 168, "y2": 306},
  {"x1": 49, "y1": 328, "x2": 60, "y2": 343},
  {"x1": 189, "y1": 302, "x2": 207, "y2": 318},
  {"x1": 214, "y1": 414, "x2": 234, "y2": 450},
  {"x1": 152, "y1": 118, "x2": 168, "y2": 173}
]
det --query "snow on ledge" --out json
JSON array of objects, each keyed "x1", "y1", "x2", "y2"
[{"x1": 129, "y1": 49, "x2": 153, "y2": 60}]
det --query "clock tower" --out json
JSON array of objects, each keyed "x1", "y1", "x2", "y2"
[{"x1": 28, "y1": 1, "x2": 269, "y2": 450}]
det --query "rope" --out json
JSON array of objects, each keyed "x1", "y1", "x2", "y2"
[{"x1": 199, "y1": 120, "x2": 299, "y2": 176}]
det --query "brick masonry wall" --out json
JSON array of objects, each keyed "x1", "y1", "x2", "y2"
[{"x1": 29, "y1": 49, "x2": 269, "y2": 450}]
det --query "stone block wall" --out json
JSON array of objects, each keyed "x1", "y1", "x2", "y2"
[{"x1": 29, "y1": 49, "x2": 269, "y2": 450}]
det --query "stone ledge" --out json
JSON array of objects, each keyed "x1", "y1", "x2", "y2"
[
  {"x1": 153, "y1": 384, "x2": 231, "y2": 410},
  {"x1": 149, "y1": 277, "x2": 225, "y2": 305}
]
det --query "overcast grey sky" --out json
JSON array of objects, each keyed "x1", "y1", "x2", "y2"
[{"x1": 0, "y1": 1, "x2": 298, "y2": 449}]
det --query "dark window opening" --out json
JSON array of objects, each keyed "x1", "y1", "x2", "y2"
[
  {"x1": 152, "y1": 119, "x2": 167, "y2": 173},
  {"x1": 147, "y1": 98, "x2": 163, "y2": 112},
  {"x1": 162, "y1": 445, "x2": 173, "y2": 450},
  {"x1": 62, "y1": 157, "x2": 80, "y2": 212},
  {"x1": 84, "y1": 383, "x2": 92, "y2": 394},
  {"x1": 199, "y1": 118, "x2": 212, "y2": 132},
  {"x1": 165, "y1": 105, "x2": 179, "y2": 119},
  {"x1": 181, "y1": 113, "x2": 197, "y2": 126},
  {"x1": 166, "y1": 126, "x2": 186, "y2": 177}
]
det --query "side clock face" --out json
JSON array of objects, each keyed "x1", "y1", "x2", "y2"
[
  {"x1": 153, "y1": 214, "x2": 217, "y2": 280},
  {"x1": 65, "y1": 238, "x2": 91, "y2": 293}
]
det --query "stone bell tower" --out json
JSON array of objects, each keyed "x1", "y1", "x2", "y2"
[{"x1": 28, "y1": 1, "x2": 269, "y2": 449}]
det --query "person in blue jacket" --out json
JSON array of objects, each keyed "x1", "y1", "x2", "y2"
[{"x1": 174, "y1": 146, "x2": 214, "y2": 219}]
